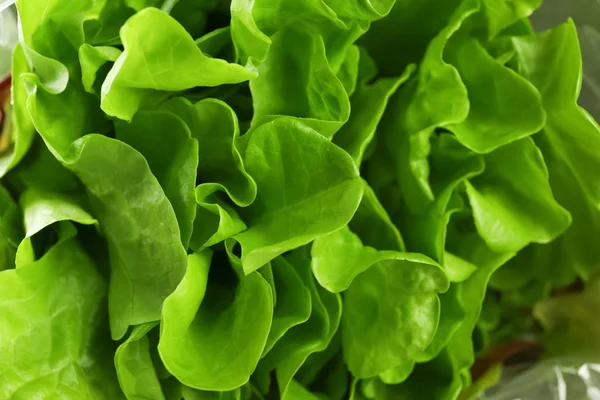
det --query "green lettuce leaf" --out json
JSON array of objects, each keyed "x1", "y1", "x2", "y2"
[
  {"x1": 374, "y1": 232, "x2": 513, "y2": 399},
  {"x1": 115, "y1": 109, "x2": 198, "y2": 247},
  {"x1": 256, "y1": 248, "x2": 341, "y2": 397},
  {"x1": 16, "y1": 3, "x2": 189, "y2": 338},
  {"x1": 342, "y1": 252, "x2": 449, "y2": 378},
  {"x1": 115, "y1": 323, "x2": 165, "y2": 400},
  {"x1": 78, "y1": 44, "x2": 121, "y2": 96},
  {"x1": 157, "y1": 97, "x2": 256, "y2": 250},
  {"x1": 159, "y1": 251, "x2": 273, "y2": 391},
  {"x1": 514, "y1": 20, "x2": 600, "y2": 279},
  {"x1": 263, "y1": 256, "x2": 312, "y2": 356},
  {"x1": 249, "y1": 28, "x2": 350, "y2": 139},
  {"x1": 399, "y1": 134, "x2": 484, "y2": 263},
  {"x1": 466, "y1": 137, "x2": 571, "y2": 253},
  {"x1": 478, "y1": 0, "x2": 542, "y2": 38},
  {"x1": 101, "y1": 8, "x2": 255, "y2": 121},
  {"x1": 19, "y1": 187, "x2": 96, "y2": 239},
  {"x1": 234, "y1": 117, "x2": 363, "y2": 274},
  {"x1": 333, "y1": 62, "x2": 415, "y2": 164},
  {"x1": 348, "y1": 180, "x2": 405, "y2": 252},
  {"x1": 66, "y1": 135, "x2": 188, "y2": 339},
  {"x1": 16, "y1": 187, "x2": 96, "y2": 266},
  {"x1": 231, "y1": 0, "x2": 387, "y2": 70},
  {"x1": 378, "y1": 0, "x2": 477, "y2": 213},
  {"x1": 444, "y1": 37, "x2": 545, "y2": 153},
  {"x1": 0, "y1": 238, "x2": 123, "y2": 399},
  {"x1": 7, "y1": 1, "x2": 600, "y2": 398},
  {"x1": 0, "y1": 185, "x2": 22, "y2": 270}
]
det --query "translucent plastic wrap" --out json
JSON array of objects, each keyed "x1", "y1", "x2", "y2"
[
  {"x1": 481, "y1": 359, "x2": 600, "y2": 400},
  {"x1": 0, "y1": 1, "x2": 15, "y2": 13}
]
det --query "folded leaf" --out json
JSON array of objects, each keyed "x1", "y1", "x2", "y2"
[
  {"x1": 156, "y1": 97, "x2": 257, "y2": 250},
  {"x1": 445, "y1": 37, "x2": 545, "y2": 153},
  {"x1": 360, "y1": 0, "x2": 462, "y2": 75},
  {"x1": 380, "y1": 0, "x2": 477, "y2": 213},
  {"x1": 379, "y1": 360, "x2": 415, "y2": 385},
  {"x1": 349, "y1": 180, "x2": 405, "y2": 252},
  {"x1": 83, "y1": 0, "x2": 136, "y2": 46},
  {"x1": 19, "y1": 187, "x2": 96, "y2": 239},
  {"x1": 377, "y1": 233, "x2": 513, "y2": 399},
  {"x1": 295, "y1": 332, "x2": 342, "y2": 388},
  {"x1": 230, "y1": 0, "x2": 365, "y2": 70},
  {"x1": 250, "y1": 28, "x2": 350, "y2": 139},
  {"x1": 66, "y1": 135, "x2": 188, "y2": 340},
  {"x1": 479, "y1": 0, "x2": 542, "y2": 39},
  {"x1": 514, "y1": 20, "x2": 600, "y2": 278},
  {"x1": 415, "y1": 283, "x2": 467, "y2": 363},
  {"x1": 159, "y1": 251, "x2": 273, "y2": 391},
  {"x1": 466, "y1": 137, "x2": 571, "y2": 253},
  {"x1": 115, "y1": 323, "x2": 165, "y2": 400},
  {"x1": 101, "y1": 8, "x2": 255, "y2": 120},
  {"x1": 333, "y1": 63, "x2": 415, "y2": 164},
  {"x1": 311, "y1": 226, "x2": 379, "y2": 293},
  {"x1": 17, "y1": 187, "x2": 96, "y2": 265},
  {"x1": 335, "y1": 45, "x2": 361, "y2": 97},
  {"x1": 78, "y1": 44, "x2": 121, "y2": 96},
  {"x1": 264, "y1": 256, "x2": 312, "y2": 356},
  {"x1": 115, "y1": 109, "x2": 199, "y2": 248},
  {"x1": 342, "y1": 252, "x2": 449, "y2": 378},
  {"x1": 256, "y1": 248, "x2": 341, "y2": 397},
  {"x1": 282, "y1": 379, "x2": 321, "y2": 400},
  {"x1": 399, "y1": 134, "x2": 484, "y2": 262},
  {"x1": 177, "y1": 98, "x2": 257, "y2": 208},
  {"x1": 0, "y1": 185, "x2": 22, "y2": 270},
  {"x1": 191, "y1": 198, "x2": 248, "y2": 251},
  {"x1": 234, "y1": 118, "x2": 363, "y2": 274},
  {"x1": 0, "y1": 239, "x2": 123, "y2": 399}
]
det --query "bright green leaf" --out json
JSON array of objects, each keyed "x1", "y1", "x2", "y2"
[{"x1": 234, "y1": 118, "x2": 363, "y2": 274}]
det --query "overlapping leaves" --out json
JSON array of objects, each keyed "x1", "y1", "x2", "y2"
[{"x1": 0, "y1": 0, "x2": 598, "y2": 399}]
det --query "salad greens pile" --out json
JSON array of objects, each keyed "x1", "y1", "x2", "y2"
[{"x1": 0, "y1": 0, "x2": 599, "y2": 399}]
